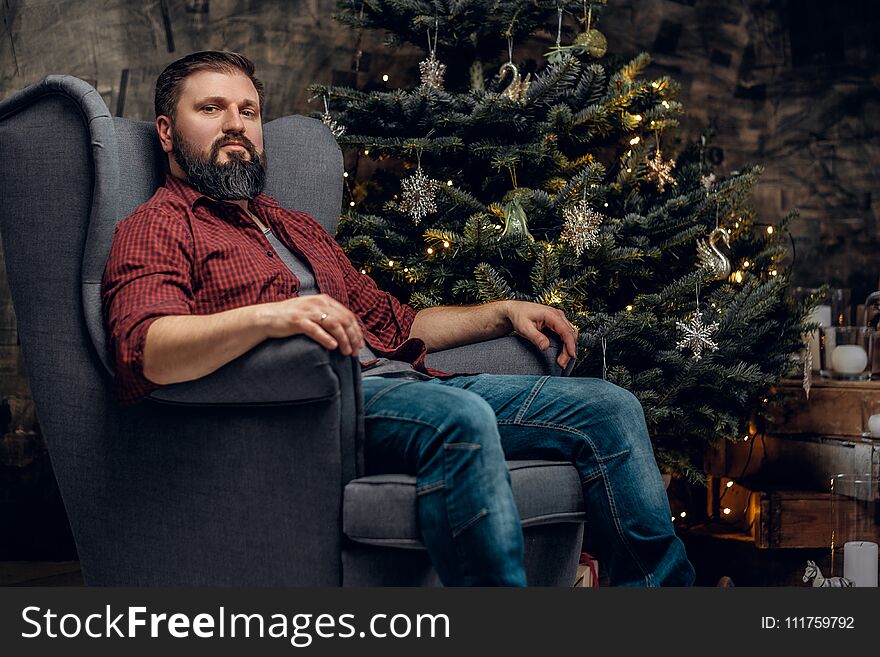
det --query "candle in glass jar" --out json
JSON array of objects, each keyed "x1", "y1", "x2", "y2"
[{"x1": 831, "y1": 345, "x2": 868, "y2": 374}]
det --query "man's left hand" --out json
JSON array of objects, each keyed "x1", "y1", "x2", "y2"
[{"x1": 504, "y1": 301, "x2": 579, "y2": 369}]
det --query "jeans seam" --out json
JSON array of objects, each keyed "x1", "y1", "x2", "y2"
[
  {"x1": 417, "y1": 480, "x2": 446, "y2": 495},
  {"x1": 452, "y1": 508, "x2": 489, "y2": 538},
  {"x1": 364, "y1": 413, "x2": 440, "y2": 431},
  {"x1": 513, "y1": 375, "x2": 550, "y2": 423},
  {"x1": 363, "y1": 379, "x2": 420, "y2": 412},
  {"x1": 593, "y1": 452, "x2": 653, "y2": 585},
  {"x1": 497, "y1": 417, "x2": 652, "y2": 584}
]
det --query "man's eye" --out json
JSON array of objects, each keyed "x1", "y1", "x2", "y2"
[
  {"x1": 242, "y1": 109, "x2": 257, "y2": 118},
  {"x1": 202, "y1": 106, "x2": 218, "y2": 113}
]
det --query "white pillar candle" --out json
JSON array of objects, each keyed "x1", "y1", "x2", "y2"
[
  {"x1": 843, "y1": 541, "x2": 878, "y2": 587},
  {"x1": 831, "y1": 345, "x2": 868, "y2": 374},
  {"x1": 868, "y1": 414, "x2": 880, "y2": 438},
  {"x1": 808, "y1": 305, "x2": 832, "y2": 371}
]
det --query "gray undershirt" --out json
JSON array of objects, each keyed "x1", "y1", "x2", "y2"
[{"x1": 264, "y1": 228, "x2": 431, "y2": 380}]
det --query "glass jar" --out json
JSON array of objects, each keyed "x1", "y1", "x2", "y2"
[{"x1": 820, "y1": 327, "x2": 873, "y2": 381}]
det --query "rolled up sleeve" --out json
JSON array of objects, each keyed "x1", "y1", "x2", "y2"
[{"x1": 101, "y1": 210, "x2": 194, "y2": 402}]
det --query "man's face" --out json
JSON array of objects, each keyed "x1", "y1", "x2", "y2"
[{"x1": 157, "y1": 69, "x2": 267, "y2": 200}]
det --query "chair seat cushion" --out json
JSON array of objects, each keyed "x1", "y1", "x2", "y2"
[{"x1": 343, "y1": 460, "x2": 586, "y2": 549}]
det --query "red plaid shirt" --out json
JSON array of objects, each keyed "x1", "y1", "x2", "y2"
[{"x1": 103, "y1": 174, "x2": 436, "y2": 403}]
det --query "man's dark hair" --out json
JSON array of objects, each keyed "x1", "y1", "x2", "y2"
[{"x1": 154, "y1": 51, "x2": 265, "y2": 119}]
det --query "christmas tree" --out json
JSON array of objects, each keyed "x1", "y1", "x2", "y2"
[{"x1": 310, "y1": 0, "x2": 810, "y2": 481}]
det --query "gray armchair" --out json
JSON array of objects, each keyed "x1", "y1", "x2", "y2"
[{"x1": 0, "y1": 75, "x2": 586, "y2": 586}]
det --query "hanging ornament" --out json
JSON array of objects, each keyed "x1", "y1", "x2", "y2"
[
  {"x1": 574, "y1": 29, "x2": 607, "y2": 58},
  {"x1": 696, "y1": 227, "x2": 731, "y2": 280},
  {"x1": 320, "y1": 95, "x2": 345, "y2": 138},
  {"x1": 575, "y1": 1, "x2": 607, "y2": 58},
  {"x1": 499, "y1": 38, "x2": 531, "y2": 104},
  {"x1": 470, "y1": 59, "x2": 485, "y2": 91},
  {"x1": 601, "y1": 335, "x2": 608, "y2": 381},
  {"x1": 676, "y1": 283, "x2": 719, "y2": 361},
  {"x1": 645, "y1": 139, "x2": 676, "y2": 192},
  {"x1": 419, "y1": 22, "x2": 446, "y2": 92},
  {"x1": 500, "y1": 197, "x2": 534, "y2": 241},
  {"x1": 701, "y1": 173, "x2": 716, "y2": 192},
  {"x1": 803, "y1": 344, "x2": 812, "y2": 399},
  {"x1": 561, "y1": 193, "x2": 604, "y2": 257},
  {"x1": 399, "y1": 160, "x2": 438, "y2": 223}
]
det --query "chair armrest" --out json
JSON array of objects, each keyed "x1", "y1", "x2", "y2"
[
  {"x1": 425, "y1": 330, "x2": 576, "y2": 377},
  {"x1": 149, "y1": 335, "x2": 358, "y2": 406}
]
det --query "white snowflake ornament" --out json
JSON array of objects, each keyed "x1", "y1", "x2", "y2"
[{"x1": 676, "y1": 311, "x2": 719, "y2": 361}]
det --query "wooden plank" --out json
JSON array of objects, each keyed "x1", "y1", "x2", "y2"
[
  {"x1": 745, "y1": 487, "x2": 880, "y2": 550},
  {"x1": 769, "y1": 378, "x2": 880, "y2": 437}
]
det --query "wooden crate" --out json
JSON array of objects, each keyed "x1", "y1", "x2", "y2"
[
  {"x1": 746, "y1": 488, "x2": 880, "y2": 549},
  {"x1": 769, "y1": 377, "x2": 880, "y2": 437}
]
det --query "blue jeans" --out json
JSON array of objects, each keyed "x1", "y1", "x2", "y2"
[{"x1": 362, "y1": 374, "x2": 696, "y2": 587}]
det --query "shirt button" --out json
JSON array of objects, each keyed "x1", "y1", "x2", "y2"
[{"x1": 266, "y1": 250, "x2": 274, "y2": 258}]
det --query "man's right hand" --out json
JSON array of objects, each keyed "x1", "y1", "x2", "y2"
[{"x1": 259, "y1": 294, "x2": 365, "y2": 356}]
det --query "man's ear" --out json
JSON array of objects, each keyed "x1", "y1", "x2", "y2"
[{"x1": 156, "y1": 115, "x2": 174, "y2": 154}]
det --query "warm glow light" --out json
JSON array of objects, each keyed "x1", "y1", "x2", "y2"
[
  {"x1": 442, "y1": 240, "x2": 450, "y2": 248},
  {"x1": 382, "y1": 74, "x2": 389, "y2": 82},
  {"x1": 626, "y1": 168, "x2": 632, "y2": 173},
  {"x1": 726, "y1": 481, "x2": 734, "y2": 488},
  {"x1": 723, "y1": 508, "x2": 731, "y2": 515},
  {"x1": 671, "y1": 516, "x2": 676, "y2": 522},
  {"x1": 652, "y1": 81, "x2": 660, "y2": 88},
  {"x1": 388, "y1": 260, "x2": 394, "y2": 266},
  {"x1": 633, "y1": 114, "x2": 643, "y2": 122},
  {"x1": 626, "y1": 305, "x2": 633, "y2": 311},
  {"x1": 426, "y1": 247, "x2": 434, "y2": 254},
  {"x1": 343, "y1": 171, "x2": 349, "y2": 178},
  {"x1": 743, "y1": 260, "x2": 750, "y2": 268},
  {"x1": 447, "y1": 180, "x2": 453, "y2": 186},
  {"x1": 629, "y1": 136, "x2": 641, "y2": 145},
  {"x1": 364, "y1": 149, "x2": 370, "y2": 155},
  {"x1": 404, "y1": 267, "x2": 409, "y2": 272},
  {"x1": 743, "y1": 436, "x2": 749, "y2": 442},
  {"x1": 349, "y1": 201, "x2": 355, "y2": 207},
  {"x1": 732, "y1": 271, "x2": 744, "y2": 283},
  {"x1": 680, "y1": 511, "x2": 687, "y2": 518},
  {"x1": 662, "y1": 101, "x2": 670, "y2": 108},
  {"x1": 770, "y1": 269, "x2": 778, "y2": 276},
  {"x1": 604, "y1": 202, "x2": 609, "y2": 207},
  {"x1": 767, "y1": 226, "x2": 774, "y2": 234}
]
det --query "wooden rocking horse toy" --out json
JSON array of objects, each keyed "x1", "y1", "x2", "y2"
[{"x1": 802, "y1": 560, "x2": 854, "y2": 587}]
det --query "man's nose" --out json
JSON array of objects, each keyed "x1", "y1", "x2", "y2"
[{"x1": 222, "y1": 108, "x2": 246, "y2": 133}]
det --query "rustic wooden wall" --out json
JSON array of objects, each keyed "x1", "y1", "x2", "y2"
[{"x1": 1, "y1": 0, "x2": 878, "y2": 557}]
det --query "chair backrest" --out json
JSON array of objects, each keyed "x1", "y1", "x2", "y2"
[{"x1": 0, "y1": 75, "x2": 344, "y2": 580}]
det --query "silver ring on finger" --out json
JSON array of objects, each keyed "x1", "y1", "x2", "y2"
[{"x1": 319, "y1": 312, "x2": 328, "y2": 324}]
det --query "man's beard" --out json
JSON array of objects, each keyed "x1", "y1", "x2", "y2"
[{"x1": 172, "y1": 130, "x2": 267, "y2": 201}]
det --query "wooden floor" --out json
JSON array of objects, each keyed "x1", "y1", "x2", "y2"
[
  {"x1": 0, "y1": 561, "x2": 83, "y2": 586},
  {"x1": 0, "y1": 530, "x2": 829, "y2": 586}
]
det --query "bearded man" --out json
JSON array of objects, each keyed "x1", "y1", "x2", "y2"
[{"x1": 102, "y1": 51, "x2": 695, "y2": 587}]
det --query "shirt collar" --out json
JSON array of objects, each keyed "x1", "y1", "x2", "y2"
[{"x1": 163, "y1": 173, "x2": 281, "y2": 211}]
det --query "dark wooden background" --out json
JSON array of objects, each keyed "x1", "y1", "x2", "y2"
[{"x1": 1, "y1": 0, "x2": 878, "y2": 559}]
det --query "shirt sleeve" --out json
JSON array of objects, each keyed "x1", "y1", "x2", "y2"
[
  {"x1": 101, "y1": 209, "x2": 195, "y2": 402},
  {"x1": 327, "y1": 236, "x2": 417, "y2": 347}
]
